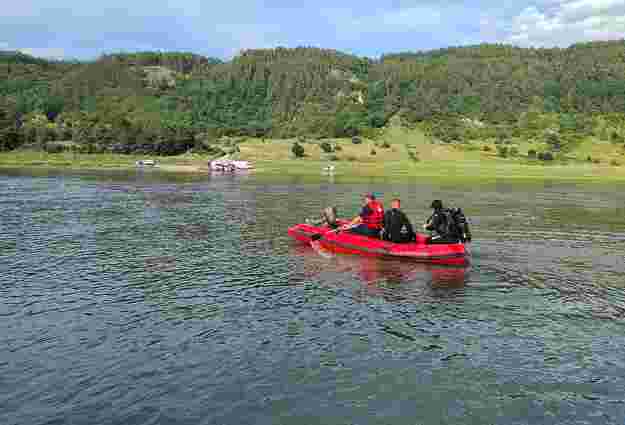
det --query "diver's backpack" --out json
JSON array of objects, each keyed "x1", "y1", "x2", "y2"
[
  {"x1": 436, "y1": 208, "x2": 470, "y2": 242},
  {"x1": 446, "y1": 207, "x2": 471, "y2": 242}
]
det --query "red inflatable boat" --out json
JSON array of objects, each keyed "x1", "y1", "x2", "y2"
[{"x1": 288, "y1": 221, "x2": 470, "y2": 265}]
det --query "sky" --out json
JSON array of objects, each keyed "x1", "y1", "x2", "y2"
[{"x1": 1, "y1": 0, "x2": 625, "y2": 60}]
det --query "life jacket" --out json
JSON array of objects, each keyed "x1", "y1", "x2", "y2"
[{"x1": 362, "y1": 200, "x2": 384, "y2": 230}]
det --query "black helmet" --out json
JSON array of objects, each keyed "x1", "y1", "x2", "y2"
[{"x1": 430, "y1": 199, "x2": 443, "y2": 209}]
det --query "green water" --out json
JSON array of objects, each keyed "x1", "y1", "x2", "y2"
[{"x1": 1, "y1": 170, "x2": 625, "y2": 425}]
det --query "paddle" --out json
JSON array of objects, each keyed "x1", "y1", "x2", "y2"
[{"x1": 311, "y1": 224, "x2": 356, "y2": 242}]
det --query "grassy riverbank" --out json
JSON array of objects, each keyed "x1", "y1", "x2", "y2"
[{"x1": 3, "y1": 127, "x2": 625, "y2": 183}]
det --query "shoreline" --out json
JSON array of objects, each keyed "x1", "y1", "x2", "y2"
[{"x1": 3, "y1": 154, "x2": 625, "y2": 185}]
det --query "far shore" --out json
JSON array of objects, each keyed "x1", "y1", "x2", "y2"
[{"x1": 2, "y1": 149, "x2": 625, "y2": 185}]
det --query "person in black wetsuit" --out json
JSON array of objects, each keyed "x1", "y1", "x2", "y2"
[
  {"x1": 423, "y1": 199, "x2": 460, "y2": 244},
  {"x1": 382, "y1": 199, "x2": 415, "y2": 243}
]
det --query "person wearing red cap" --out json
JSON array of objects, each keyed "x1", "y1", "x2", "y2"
[{"x1": 344, "y1": 193, "x2": 385, "y2": 238}]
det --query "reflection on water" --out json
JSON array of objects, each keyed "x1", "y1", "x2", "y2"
[
  {"x1": 3, "y1": 172, "x2": 625, "y2": 425},
  {"x1": 291, "y1": 243, "x2": 470, "y2": 303}
]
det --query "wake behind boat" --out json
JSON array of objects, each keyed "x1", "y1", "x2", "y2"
[{"x1": 288, "y1": 221, "x2": 469, "y2": 266}]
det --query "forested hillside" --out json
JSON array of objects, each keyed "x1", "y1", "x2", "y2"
[{"x1": 2, "y1": 41, "x2": 625, "y2": 155}]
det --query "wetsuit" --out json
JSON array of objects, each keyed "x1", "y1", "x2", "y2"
[
  {"x1": 426, "y1": 208, "x2": 460, "y2": 244},
  {"x1": 382, "y1": 208, "x2": 415, "y2": 243}
]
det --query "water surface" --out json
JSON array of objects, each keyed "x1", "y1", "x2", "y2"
[{"x1": 2, "y1": 171, "x2": 625, "y2": 425}]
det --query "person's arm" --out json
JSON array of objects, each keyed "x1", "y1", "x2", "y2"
[
  {"x1": 347, "y1": 216, "x2": 362, "y2": 226},
  {"x1": 463, "y1": 221, "x2": 472, "y2": 242},
  {"x1": 345, "y1": 206, "x2": 366, "y2": 228},
  {"x1": 424, "y1": 213, "x2": 437, "y2": 231},
  {"x1": 381, "y1": 211, "x2": 391, "y2": 240}
]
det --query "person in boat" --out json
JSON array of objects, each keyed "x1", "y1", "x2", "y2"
[
  {"x1": 423, "y1": 199, "x2": 461, "y2": 244},
  {"x1": 344, "y1": 193, "x2": 384, "y2": 238},
  {"x1": 381, "y1": 198, "x2": 415, "y2": 243},
  {"x1": 306, "y1": 206, "x2": 339, "y2": 229}
]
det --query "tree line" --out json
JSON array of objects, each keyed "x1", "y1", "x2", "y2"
[{"x1": 2, "y1": 42, "x2": 625, "y2": 154}]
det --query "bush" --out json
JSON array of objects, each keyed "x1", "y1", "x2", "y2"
[
  {"x1": 545, "y1": 130, "x2": 561, "y2": 150},
  {"x1": 458, "y1": 143, "x2": 476, "y2": 151},
  {"x1": 292, "y1": 142, "x2": 305, "y2": 158},
  {"x1": 320, "y1": 141, "x2": 333, "y2": 153},
  {"x1": 586, "y1": 155, "x2": 592, "y2": 162},
  {"x1": 527, "y1": 149, "x2": 537, "y2": 159},
  {"x1": 408, "y1": 151, "x2": 420, "y2": 162},
  {"x1": 509, "y1": 146, "x2": 519, "y2": 157},
  {"x1": 496, "y1": 145, "x2": 508, "y2": 158},
  {"x1": 610, "y1": 159, "x2": 620, "y2": 166},
  {"x1": 482, "y1": 145, "x2": 492, "y2": 152},
  {"x1": 380, "y1": 141, "x2": 391, "y2": 149},
  {"x1": 346, "y1": 155, "x2": 357, "y2": 162},
  {"x1": 352, "y1": 136, "x2": 362, "y2": 144},
  {"x1": 0, "y1": 128, "x2": 23, "y2": 152},
  {"x1": 611, "y1": 131, "x2": 623, "y2": 144},
  {"x1": 44, "y1": 142, "x2": 66, "y2": 153},
  {"x1": 370, "y1": 149, "x2": 377, "y2": 156},
  {"x1": 334, "y1": 144, "x2": 342, "y2": 151},
  {"x1": 538, "y1": 151, "x2": 554, "y2": 161},
  {"x1": 199, "y1": 144, "x2": 226, "y2": 157}
]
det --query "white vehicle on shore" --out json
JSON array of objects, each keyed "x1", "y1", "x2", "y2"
[{"x1": 209, "y1": 159, "x2": 253, "y2": 172}]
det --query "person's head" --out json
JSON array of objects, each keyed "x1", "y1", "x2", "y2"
[
  {"x1": 391, "y1": 198, "x2": 401, "y2": 209},
  {"x1": 323, "y1": 206, "x2": 337, "y2": 225},
  {"x1": 430, "y1": 199, "x2": 443, "y2": 210},
  {"x1": 363, "y1": 192, "x2": 376, "y2": 204}
]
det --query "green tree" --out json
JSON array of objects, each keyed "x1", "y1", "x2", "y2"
[{"x1": 292, "y1": 141, "x2": 305, "y2": 158}]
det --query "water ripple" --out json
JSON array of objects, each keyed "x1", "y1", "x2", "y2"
[{"x1": 2, "y1": 173, "x2": 625, "y2": 425}]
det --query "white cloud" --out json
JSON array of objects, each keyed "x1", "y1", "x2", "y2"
[
  {"x1": 18, "y1": 47, "x2": 66, "y2": 59},
  {"x1": 560, "y1": 0, "x2": 625, "y2": 22},
  {"x1": 508, "y1": 0, "x2": 625, "y2": 46}
]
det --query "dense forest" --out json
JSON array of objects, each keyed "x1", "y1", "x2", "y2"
[{"x1": 2, "y1": 41, "x2": 625, "y2": 155}]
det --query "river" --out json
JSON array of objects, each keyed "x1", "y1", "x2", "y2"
[{"x1": 1, "y1": 170, "x2": 625, "y2": 424}]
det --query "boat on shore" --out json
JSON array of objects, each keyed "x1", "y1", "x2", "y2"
[
  {"x1": 135, "y1": 159, "x2": 158, "y2": 167},
  {"x1": 288, "y1": 220, "x2": 469, "y2": 265},
  {"x1": 209, "y1": 159, "x2": 253, "y2": 172}
]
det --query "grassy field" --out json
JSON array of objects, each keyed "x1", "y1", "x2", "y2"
[
  {"x1": 3, "y1": 126, "x2": 625, "y2": 183},
  {"x1": 0, "y1": 150, "x2": 212, "y2": 172},
  {"x1": 237, "y1": 131, "x2": 625, "y2": 183}
]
